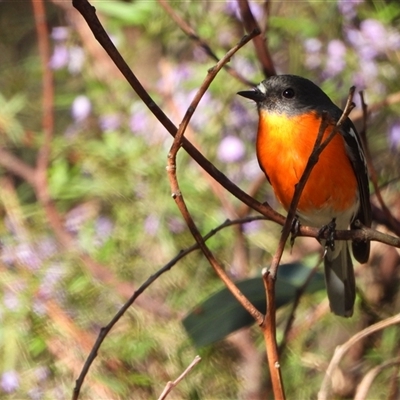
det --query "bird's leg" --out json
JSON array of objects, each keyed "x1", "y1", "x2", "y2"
[{"x1": 318, "y1": 218, "x2": 336, "y2": 251}]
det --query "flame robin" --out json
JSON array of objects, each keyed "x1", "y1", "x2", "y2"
[{"x1": 238, "y1": 75, "x2": 371, "y2": 317}]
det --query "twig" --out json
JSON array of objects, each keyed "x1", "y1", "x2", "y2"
[
  {"x1": 32, "y1": 0, "x2": 54, "y2": 202},
  {"x1": 237, "y1": 0, "x2": 276, "y2": 77},
  {"x1": 0, "y1": 148, "x2": 36, "y2": 186},
  {"x1": 158, "y1": 0, "x2": 255, "y2": 86},
  {"x1": 350, "y1": 90, "x2": 400, "y2": 122},
  {"x1": 157, "y1": 356, "x2": 202, "y2": 400},
  {"x1": 354, "y1": 357, "x2": 400, "y2": 400},
  {"x1": 358, "y1": 91, "x2": 400, "y2": 236},
  {"x1": 318, "y1": 313, "x2": 400, "y2": 400},
  {"x1": 262, "y1": 268, "x2": 285, "y2": 399}
]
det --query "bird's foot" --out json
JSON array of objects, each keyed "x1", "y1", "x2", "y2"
[
  {"x1": 318, "y1": 218, "x2": 336, "y2": 252},
  {"x1": 290, "y1": 216, "x2": 301, "y2": 248}
]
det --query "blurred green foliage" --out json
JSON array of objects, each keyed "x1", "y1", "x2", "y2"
[{"x1": 1, "y1": 0, "x2": 400, "y2": 398}]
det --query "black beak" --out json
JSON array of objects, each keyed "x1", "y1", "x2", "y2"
[{"x1": 237, "y1": 89, "x2": 265, "y2": 102}]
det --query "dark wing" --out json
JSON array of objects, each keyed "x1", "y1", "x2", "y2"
[{"x1": 341, "y1": 118, "x2": 371, "y2": 263}]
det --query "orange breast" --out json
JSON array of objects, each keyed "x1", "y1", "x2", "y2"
[{"x1": 256, "y1": 110, "x2": 358, "y2": 214}]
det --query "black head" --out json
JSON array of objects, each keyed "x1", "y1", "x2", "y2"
[{"x1": 238, "y1": 75, "x2": 342, "y2": 118}]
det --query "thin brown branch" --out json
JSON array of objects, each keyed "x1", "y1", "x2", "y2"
[
  {"x1": 354, "y1": 357, "x2": 400, "y2": 400},
  {"x1": 32, "y1": 0, "x2": 54, "y2": 201},
  {"x1": 351, "y1": 90, "x2": 400, "y2": 122},
  {"x1": 158, "y1": 0, "x2": 256, "y2": 86},
  {"x1": 158, "y1": 356, "x2": 202, "y2": 400},
  {"x1": 0, "y1": 148, "x2": 36, "y2": 185},
  {"x1": 72, "y1": 215, "x2": 267, "y2": 399},
  {"x1": 237, "y1": 0, "x2": 276, "y2": 77},
  {"x1": 167, "y1": 32, "x2": 264, "y2": 325},
  {"x1": 358, "y1": 91, "x2": 400, "y2": 236},
  {"x1": 318, "y1": 313, "x2": 400, "y2": 400},
  {"x1": 262, "y1": 269, "x2": 285, "y2": 399}
]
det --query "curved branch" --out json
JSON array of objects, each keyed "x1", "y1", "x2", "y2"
[{"x1": 318, "y1": 313, "x2": 400, "y2": 400}]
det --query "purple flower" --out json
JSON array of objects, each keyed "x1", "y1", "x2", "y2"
[
  {"x1": 346, "y1": 19, "x2": 400, "y2": 62},
  {"x1": 361, "y1": 19, "x2": 400, "y2": 53},
  {"x1": 15, "y1": 243, "x2": 41, "y2": 270},
  {"x1": 49, "y1": 45, "x2": 69, "y2": 70},
  {"x1": 242, "y1": 219, "x2": 264, "y2": 234},
  {"x1": 51, "y1": 26, "x2": 69, "y2": 41},
  {"x1": 64, "y1": 202, "x2": 97, "y2": 233},
  {"x1": 353, "y1": 59, "x2": 378, "y2": 89},
  {"x1": 232, "y1": 56, "x2": 258, "y2": 80},
  {"x1": 37, "y1": 237, "x2": 58, "y2": 260},
  {"x1": 99, "y1": 114, "x2": 121, "y2": 132},
  {"x1": 94, "y1": 216, "x2": 114, "y2": 246},
  {"x1": 38, "y1": 264, "x2": 68, "y2": 305},
  {"x1": 71, "y1": 95, "x2": 91, "y2": 123},
  {"x1": 224, "y1": 0, "x2": 264, "y2": 22},
  {"x1": 388, "y1": 122, "x2": 400, "y2": 148},
  {"x1": 360, "y1": 19, "x2": 386, "y2": 44},
  {"x1": 325, "y1": 39, "x2": 347, "y2": 77},
  {"x1": 130, "y1": 107, "x2": 149, "y2": 134},
  {"x1": 167, "y1": 217, "x2": 186, "y2": 234},
  {"x1": 304, "y1": 38, "x2": 322, "y2": 69},
  {"x1": 144, "y1": 214, "x2": 160, "y2": 236},
  {"x1": 1, "y1": 370, "x2": 19, "y2": 393},
  {"x1": 34, "y1": 366, "x2": 49, "y2": 382},
  {"x1": 217, "y1": 136, "x2": 246, "y2": 163},
  {"x1": 345, "y1": 26, "x2": 376, "y2": 61},
  {"x1": 304, "y1": 38, "x2": 322, "y2": 53},
  {"x1": 337, "y1": 0, "x2": 363, "y2": 20}
]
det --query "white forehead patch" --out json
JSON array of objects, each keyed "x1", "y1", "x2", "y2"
[{"x1": 257, "y1": 82, "x2": 267, "y2": 94}]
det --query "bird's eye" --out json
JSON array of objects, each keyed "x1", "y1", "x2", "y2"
[{"x1": 282, "y1": 88, "x2": 295, "y2": 99}]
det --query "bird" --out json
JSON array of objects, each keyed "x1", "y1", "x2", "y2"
[{"x1": 238, "y1": 74, "x2": 371, "y2": 317}]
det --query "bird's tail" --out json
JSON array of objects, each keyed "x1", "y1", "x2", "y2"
[{"x1": 324, "y1": 241, "x2": 356, "y2": 317}]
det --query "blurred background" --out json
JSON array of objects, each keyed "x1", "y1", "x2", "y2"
[{"x1": 1, "y1": 0, "x2": 400, "y2": 398}]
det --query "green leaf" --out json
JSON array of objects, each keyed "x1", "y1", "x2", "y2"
[{"x1": 182, "y1": 263, "x2": 325, "y2": 347}]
